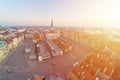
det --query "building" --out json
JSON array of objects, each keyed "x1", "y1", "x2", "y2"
[
  {"x1": 70, "y1": 63, "x2": 96, "y2": 80},
  {"x1": 17, "y1": 32, "x2": 24, "y2": 44},
  {"x1": 106, "y1": 32, "x2": 120, "y2": 65},
  {"x1": 5, "y1": 37, "x2": 14, "y2": 51},
  {"x1": 25, "y1": 28, "x2": 34, "y2": 39},
  {"x1": 12, "y1": 34, "x2": 19, "y2": 48},
  {"x1": 45, "y1": 19, "x2": 61, "y2": 40},
  {"x1": 0, "y1": 35, "x2": 4, "y2": 40},
  {"x1": 0, "y1": 41, "x2": 8, "y2": 59},
  {"x1": 70, "y1": 52, "x2": 114, "y2": 80}
]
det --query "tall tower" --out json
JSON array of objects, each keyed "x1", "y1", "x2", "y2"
[
  {"x1": 51, "y1": 19, "x2": 53, "y2": 28},
  {"x1": 51, "y1": 19, "x2": 54, "y2": 31}
]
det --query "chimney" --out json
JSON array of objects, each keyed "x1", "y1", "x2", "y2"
[
  {"x1": 82, "y1": 75, "x2": 85, "y2": 80},
  {"x1": 90, "y1": 60, "x2": 93, "y2": 66},
  {"x1": 103, "y1": 67, "x2": 107, "y2": 74},
  {"x1": 86, "y1": 64, "x2": 89, "y2": 68},
  {"x1": 77, "y1": 72, "x2": 80, "y2": 76},
  {"x1": 95, "y1": 68, "x2": 100, "y2": 77},
  {"x1": 110, "y1": 67, "x2": 115, "y2": 77},
  {"x1": 73, "y1": 62, "x2": 79, "y2": 67},
  {"x1": 81, "y1": 66, "x2": 84, "y2": 69},
  {"x1": 81, "y1": 71, "x2": 84, "y2": 75},
  {"x1": 90, "y1": 60, "x2": 93, "y2": 63},
  {"x1": 96, "y1": 77, "x2": 99, "y2": 80},
  {"x1": 97, "y1": 54, "x2": 100, "y2": 58}
]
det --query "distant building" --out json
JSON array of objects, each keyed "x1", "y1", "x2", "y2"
[
  {"x1": 45, "y1": 31, "x2": 61, "y2": 40},
  {"x1": 45, "y1": 19, "x2": 61, "y2": 40},
  {"x1": 25, "y1": 28, "x2": 34, "y2": 39},
  {"x1": 50, "y1": 19, "x2": 54, "y2": 31},
  {"x1": 106, "y1": 31, "x2": 120, "y2": 65}
]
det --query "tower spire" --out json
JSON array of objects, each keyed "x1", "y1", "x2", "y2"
[
  {"x1": 51, "y1": 19, "x2": 53, "y2": 28},
  {"x1": 51, "y1": 19, "x2": 54, "y2": 32}
]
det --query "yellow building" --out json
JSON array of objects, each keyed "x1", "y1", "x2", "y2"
[
  {"x1": 0, "y1": 41, "x2": 8, "y2": 59},
  {"x1": 5, "y1": 37, "x2": 14, "y2": 51},
  {"x1": 13, "y1": 37, "x2": 18, "y2": 48}
]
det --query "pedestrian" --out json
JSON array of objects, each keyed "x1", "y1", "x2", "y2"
[{"x1": 52, "y1": 60, "x2": 56, "y2": 65}]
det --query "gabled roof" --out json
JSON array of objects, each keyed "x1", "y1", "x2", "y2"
[
  {"x1": 5, "y1": 37, "x2": 14, "y2": 44},
  {"x1": 79, "y1": 61, "x2": 88, "y2": 68},
  {"x1": 85, "y1": 54, "x2": 97, "y2": 63},
  {"x1": 84, "y1": 53, "x2": 114, "y2": 77},
  {"x1": 0, "y1": 29, "x2": 8, "y2": 34},
  {"x1": 104, "y1": 63, "x2": 114, "y2": 76},
  {"x1": 87, "y1": 65, "x2": 97, "y2": 76},
  {"x1": 71, "y1": 65, "x2": 96, "y2": 80}
]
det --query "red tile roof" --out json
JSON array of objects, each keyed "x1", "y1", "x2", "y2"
[
  {"x1": 0, "y1": 29, "x2": 8, "y2": 34},
  {"x1": 71, "y1": 65, "x2": 96, "y2": 80},
  {"x1": 71, "y1": 46, "x2": 114, "y2": 80},
  {"x1": 4, "y1": 37, "x2": 14, "y2": 44},
  {"x1": 87, "y1": 65, "x2": 97, "y2": 76},
  {"x1": 85, "y1": 54, "x2": 97, "y2": 63},
  {"x1": 79, "y1": 61, "x2": 88, "y2": 68},
  {"x1": 83, "y1": 52, "x2": 114, "y2": 77},
  {"x1": 104, "y1": 63, "x2": 114, "y2": 76},
  {"x1": 103, "y1": 50, "x2": 112, "y2": 57}
]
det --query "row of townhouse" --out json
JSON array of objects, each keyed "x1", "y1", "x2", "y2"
[
  {"x1": 0, "y1": 41, "x2": 8, "y2": 59},
  {"x1": 0, "y1": 30, "x2": 25, "y2": 60},
  {"x1": 70, "y1": 50, "x2": 114, "y2": 80}
]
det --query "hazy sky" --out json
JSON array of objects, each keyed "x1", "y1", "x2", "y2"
[{"x1": 0, "y1": 0, "x2": 120, "y2": 27}]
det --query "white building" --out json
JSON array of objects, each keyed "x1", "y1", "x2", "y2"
[
  {"x1": 45, "y1": 19, "x2": 61, "y2": 40},
  {"x1": 45, "y1": 31, "x2": 61, "y2": 40}
]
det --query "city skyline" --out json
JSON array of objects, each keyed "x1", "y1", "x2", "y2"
[{"x1": 0, "y1": 0, "x2": 120, "y2": 28}]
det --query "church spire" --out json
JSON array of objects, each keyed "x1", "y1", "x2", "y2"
[
  {"x1": 51, "y1": 19, "x2": 53, "y2": 28},
  {"x1": 51, "y1": 19, "x2": 54, "y2": 31}
]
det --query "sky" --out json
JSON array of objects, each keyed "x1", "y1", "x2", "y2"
[{"x1": 0, "y1": 0, "x2": 120, "y2": 27}]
